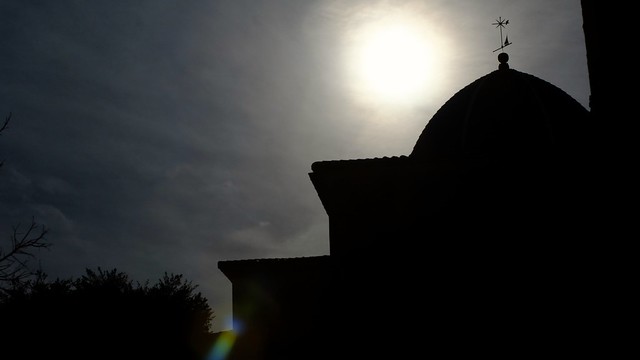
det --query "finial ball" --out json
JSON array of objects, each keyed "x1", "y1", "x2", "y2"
[{"x1": 498, "y1": 52, "x2": 509, "y2": 64}]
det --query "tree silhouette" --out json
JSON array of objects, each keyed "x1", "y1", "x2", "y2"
[
  {"x1": 0, "y1": 218, "x2": 49, "y2": 295},
  {"x1": 0, "y1": 267, "x2": 216, "y2": 360},
  {"x1": 0, "y1": 113, "x2": 50, "y2": 295},
  {"x1": 1, "y1": 113, "x2": 216, "y2": 358}
]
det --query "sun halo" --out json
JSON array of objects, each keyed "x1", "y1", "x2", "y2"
[{"x1": 345, "y1": 12, "x2": 446, "y2": 108}]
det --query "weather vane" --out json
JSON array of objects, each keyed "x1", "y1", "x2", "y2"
[{"x1": 492, "y1": 16, "x2": 512, "y2": 53}]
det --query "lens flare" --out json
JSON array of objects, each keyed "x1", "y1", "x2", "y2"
[{"x1": 208, "y1": 330, "x2": 238, "y2": 360}]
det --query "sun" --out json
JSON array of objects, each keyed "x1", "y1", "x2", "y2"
[
  {"x1": 344, "y1": 9, "x2": 447, "y2": 107},
  {"x1": 357, "y1": 25, "x2": 430, "y2": 101}
]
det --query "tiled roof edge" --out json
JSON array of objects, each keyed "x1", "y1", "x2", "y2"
[
  {"x1": 218, "y1": 254, "x2": 330, "y2": 267},
  {"x1": 310, "y1": 155, "x2": 410, "y2": 172}
]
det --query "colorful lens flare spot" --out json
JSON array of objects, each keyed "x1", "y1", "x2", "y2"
[{"x1": 208, "y1": 330, "x2": 237, "y2": 360}]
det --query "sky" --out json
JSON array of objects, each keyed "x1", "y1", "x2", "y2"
[{"x1": 0, "y1": 0, "x2": 589, "y2": 332}]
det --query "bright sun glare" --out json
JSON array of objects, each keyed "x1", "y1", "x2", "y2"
[{"x1": 345, "y1": 8, "x2": 447, "y2": 107}]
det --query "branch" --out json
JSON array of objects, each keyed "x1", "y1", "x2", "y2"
[
  {"x1": 0, "y1": 217, "x2": 50, "y2": 286},
  {"x1": 0, "y1": 112, "x2": 10, "y2": 134},
  {"x1": 0, "y1": 112, "x2": 10, "y2": 167}
]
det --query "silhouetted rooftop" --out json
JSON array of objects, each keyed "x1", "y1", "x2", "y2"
[
  {"x1": 218, "y1": 255, "x2": 331, "y2": 279},
  {"x1": 311, "y1": 156, "x2": 409, "y2": 172},
  {"x1": 411, "y1": 67, "x2": 591, "y2": 162}
]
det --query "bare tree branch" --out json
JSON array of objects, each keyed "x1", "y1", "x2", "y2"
[
  {"x1": 1, "y1": 112, "x2": 52, "y2": 295},
  {"x1": 0, "y1": 112, "x2": 10, "y2": 134},
  {"x1": 0, "y1": 112, "x2": 10, "y2": 167},
  {"x1": 0, "y1": 217, "x2": 50, "y2": 291}
]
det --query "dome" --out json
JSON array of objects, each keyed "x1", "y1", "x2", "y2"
[{"x1": 410, "y1": 67, "x2": 591, "y2": 163}]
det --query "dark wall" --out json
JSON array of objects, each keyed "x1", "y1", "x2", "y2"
[{"x1": 223, "y1": 259, "x2": 334, "y2": 360}]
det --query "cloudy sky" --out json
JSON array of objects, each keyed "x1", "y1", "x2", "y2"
[{"x1": 1, "y1": 0, "x2": 589, "y2": 332}]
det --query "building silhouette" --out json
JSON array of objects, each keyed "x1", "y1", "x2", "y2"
[{"x1": 218, "y1": 1, "x2": 620, "y2": 358}]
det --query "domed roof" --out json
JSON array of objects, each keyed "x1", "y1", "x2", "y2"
[{"x1": 410, "y1": 66, "x2": 591, "y2": 163}]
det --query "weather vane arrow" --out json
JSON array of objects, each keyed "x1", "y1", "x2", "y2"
[{"x1": 492, "y1": 16, "x2": 512, "y2": 52}]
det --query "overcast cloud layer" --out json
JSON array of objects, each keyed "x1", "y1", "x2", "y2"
[{"x1": 1, "y1": 0, "x2": 589, "y2": 331}]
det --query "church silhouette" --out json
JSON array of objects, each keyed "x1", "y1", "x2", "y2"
[{"x1": 217, "y1": 1, "x2": 620, "y2": 358}]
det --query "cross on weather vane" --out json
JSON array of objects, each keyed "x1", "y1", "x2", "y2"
[{"x1": 492, "y1": 16, "x2": 512, "y2": 53}]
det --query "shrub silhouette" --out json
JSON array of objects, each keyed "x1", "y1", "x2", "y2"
[{"x1": 0, "y1": 267, "x2": 215, "y2": 360}]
